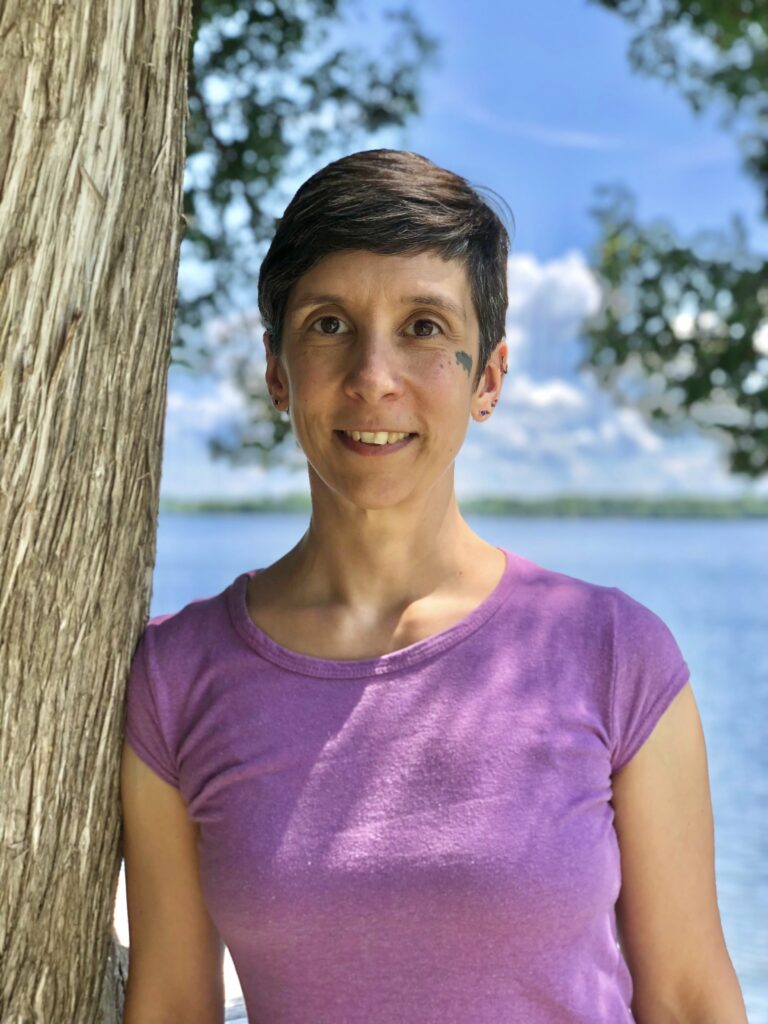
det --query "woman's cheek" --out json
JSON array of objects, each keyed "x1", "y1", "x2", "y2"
[
  {"x1": 414, "y1": 346, "x2": 470, "y2": 383},
  {"x1": 427, "y1": 347, "x2": 474, "y2": 379},
  {"x1": 292, "y1": 358, "x2": 334, "y2": 399}
]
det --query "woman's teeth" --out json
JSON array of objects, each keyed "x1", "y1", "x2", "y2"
[{"x1": 343, "y1": 430, "x2": 411, "y2": 445}]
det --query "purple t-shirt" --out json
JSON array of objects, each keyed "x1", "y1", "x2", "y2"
[{"x1": 124, "y1": 546, "x2": 691, "y2": 1023}]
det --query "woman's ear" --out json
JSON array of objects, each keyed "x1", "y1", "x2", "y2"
[
  {"x1": 263, "y1": 330, "x2": 289, "y2": 411},
  {"x1": 471, "y1": 338, "x2": 507, "y2": 421}
]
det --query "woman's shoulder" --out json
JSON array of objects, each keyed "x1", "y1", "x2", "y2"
[
  {"x1": 138, "y1": 572, "x2": 242, "y2": 664},
  {"x1": 507, "y1": 549, "x2": 618, "y2": 617}
]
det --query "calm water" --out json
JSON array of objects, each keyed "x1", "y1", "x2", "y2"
[{"x1": 138, "y1": 512, "x2": 768, "y2": 1020}]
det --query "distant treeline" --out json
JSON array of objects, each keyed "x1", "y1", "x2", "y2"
[{"x1": 159, "y1": 494, "x2": 768, "y2": 517}]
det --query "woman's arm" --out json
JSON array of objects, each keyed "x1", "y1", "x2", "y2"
[
  {"x1": 610, "y1": 681, "x2": 749, "y2": 1023},
  {"x1": 120, "y1": 738, "x2": 225, "y2": 1024}
]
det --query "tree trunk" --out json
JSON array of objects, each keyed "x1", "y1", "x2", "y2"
[{"x1": 0, "y1": 2, "x2": 193, "y2": 1020}]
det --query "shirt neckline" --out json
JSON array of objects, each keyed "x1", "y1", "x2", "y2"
[{"x1": 226, "y1": 546, "x2": 519, "y2": 679}]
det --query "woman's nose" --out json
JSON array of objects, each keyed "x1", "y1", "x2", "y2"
[{"x1": 342, "y1": 330, "x2": 404, "y2": 401}]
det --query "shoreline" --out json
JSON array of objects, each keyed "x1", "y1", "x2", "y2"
[{"x1": 159, "y1": 493, "x2": 768, "y2": 518}]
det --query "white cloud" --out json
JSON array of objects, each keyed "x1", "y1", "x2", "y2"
[
  {"x1": 437, "y1": 92, "x2": 644, "y2": 152},
  {"x1": 506, "y1": 250, "x2": 602, "y2": 379},
  {"x1": 613, "y1": 407, "x2": 664, "y2": 453},
  {"x1": 505, "y1": 375, "x2": 587, "y2": 412},
  {"x1": 165, "y1": 378, "x2": 247, "y2": 438},
  {"x1": 436, "y1": 89, "x2": 737, "y2": 171}
]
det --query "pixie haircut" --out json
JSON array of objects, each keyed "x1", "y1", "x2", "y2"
[{"x1": 257, "y1": 149, "x2": 513, "y2": 389}]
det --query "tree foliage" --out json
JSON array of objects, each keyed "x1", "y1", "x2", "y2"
[
  {"x1": 175, "y1": 0, "x2": 437, "y2": 467},
  {"x1": 582, "y1": 0, "x2": 768, "y2": 477}
]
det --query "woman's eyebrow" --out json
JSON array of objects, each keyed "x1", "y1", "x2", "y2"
[
  {"x1": 406, "y1": 294, "x2": 466, "y2": 323},
  {"x1": 291, "y1": 292, "x2": 466, "y2": 323},
  {"x1": 292, "y1": 292, "x2": 345, "y2": 312}
]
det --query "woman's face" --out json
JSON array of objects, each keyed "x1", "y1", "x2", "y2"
[{"x1": 265, "y1": 248, "x2": 505, "y2": 511}]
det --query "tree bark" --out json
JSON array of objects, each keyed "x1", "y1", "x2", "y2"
[{"x1": 0, "y1": 2, "x2": 193, "y2": 1020}]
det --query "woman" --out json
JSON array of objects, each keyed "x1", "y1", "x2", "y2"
[{"x1": 120, "y1": 149, "x2": 748, "y2": 1023}]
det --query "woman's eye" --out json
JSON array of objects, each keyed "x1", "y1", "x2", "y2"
[
  {"x1": 310, "y1": 315, "x2": 348, "y2": 335},
  {"x1": 409, "y1": 318, "x2": 443, "y2": 338},
  {"x1": 308, "y1": 316, "x2": 443, "y2": 337}
]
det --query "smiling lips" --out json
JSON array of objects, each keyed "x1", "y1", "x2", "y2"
[
  {"x1": 341, "y1": 429, "x2": 413, "y2": 445},
  {"x1": 335, "y1": 429, "x2": 416, "y2": 456}
]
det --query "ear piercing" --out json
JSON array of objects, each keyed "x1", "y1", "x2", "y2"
[
  {"x1": 479, "y1": 399, "x2": 498, "y2": 418},
  {"x1": 485, "y1": 360, "x2": 504, "y2": 416}
]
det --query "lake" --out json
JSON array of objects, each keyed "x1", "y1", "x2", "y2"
[{"x1": 115, "y1": 511, "x2": 768, "y2": 1021}]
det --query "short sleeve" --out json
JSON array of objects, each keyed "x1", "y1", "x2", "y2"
[
  {"x1": 609, "y1": 587, "x2": 691, "y2": 774},
  {"x1": 123, "y1": 630, "x2": 180, "y2": 788}
]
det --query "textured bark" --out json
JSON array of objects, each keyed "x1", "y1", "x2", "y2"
[{"x1": 0, "y1": 2, "x2": 193, "y2": 1021}]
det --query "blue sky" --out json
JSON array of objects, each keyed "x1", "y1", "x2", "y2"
[{"x1": 161, "y1": 0, "x2": 768, "y2": 500}]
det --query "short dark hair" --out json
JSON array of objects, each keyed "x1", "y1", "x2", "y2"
[{"x1": 257, "y1": 149, "x2": 513, "y2": 389}]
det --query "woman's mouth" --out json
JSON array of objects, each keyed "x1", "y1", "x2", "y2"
[{"x1": 334, "y1": 430, "x2": 417, "y2": 456}]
